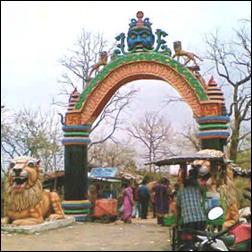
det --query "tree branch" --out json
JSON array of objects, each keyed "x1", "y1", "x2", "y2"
[{"x1": 241, "y1": 98, "x2": 251, "y2": 121}]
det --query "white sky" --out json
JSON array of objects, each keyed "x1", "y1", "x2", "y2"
[{"x1": 1, "y1": 1, "x2": 251, "y2": 127}]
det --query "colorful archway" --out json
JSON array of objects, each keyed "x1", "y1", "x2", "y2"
[
  {"x1": 71, "y1": 53, "x2": 207, "y2": 122},
  {"x1": 61, "y1": 11, "x2": 230, "y2": 206}
]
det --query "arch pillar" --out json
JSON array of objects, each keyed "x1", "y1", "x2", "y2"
[
  {"x1": 62, "y1": 124, "x2": 91, "y2": 200},
  {"x1": 61, "y1": 123, "x2": 92, "y2": 222},
  {"x1": 197, "y1": 115, "x2": 230, "y2": 151},
  {"x1": 197, "y1": 77, "x2": 230, "y2": 151}
]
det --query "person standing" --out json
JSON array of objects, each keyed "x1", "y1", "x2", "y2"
[
  {"x1": 138, "y1": 178, "x2": 150, "y2": 219},
  {"x1": 154, "y1": 177, "x2": 170, "y2": 225},
  {"x1": 176, "y1": 168, "x2": 206, "y2": 231},
  {"x1": 132, "y1": 182, "x2": 141, "y2": 218},
  {"x1": 148, "y1": 181, "x2": 158, "y2": 218},
  {"x1": 122, "y1": 181, "x2": 134, "y2": 223},
  {"x1": 87, "y1": 183, "x2": 98, "y2": 216},
  {"x1": 151, "y1": 189, "x2": 156, "y2": 218}
]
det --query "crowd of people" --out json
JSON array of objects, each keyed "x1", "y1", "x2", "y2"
[
  {"x1": 120, "y1": 176, "x2": 176, "y2": 225},
  {"x1": 88, "y1": 167, "x2": 209, "y2": 228},
  {"x1": 121, "y1": 166, "x2": 208, "y2": 230},
  {"x1": 88, "y1": 167, "x2": 208, "y2": 229}
]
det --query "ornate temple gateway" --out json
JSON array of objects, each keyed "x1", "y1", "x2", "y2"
[{"x1": 61, "y1": 11, "x2": 230, "y2": 214}]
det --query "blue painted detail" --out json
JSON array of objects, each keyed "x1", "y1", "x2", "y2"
[
  {"x1": 197, "y1": 116, "x2": 230, "y2": 123},
  {"x1": 198, "y1": 132, "x2": 230, "y2": 137},
  {"x1": 74, "y1": 215, "x2": 90, "y2": 222},
  {"x1": 64, "y1": 214, "x2": 90, "y2": 222},
  {"x1": 62, "y1": 138, "x2": 91, "y2": 145},
  {"x1": 127, "y1": 27, "x2": 155, "y2": 51},
  {"x1": 61, "y1": 203, "x2": 92, "y2": 210},
  {"x1": 62, "y1": 125, "x2": 92, "y2": 132}
]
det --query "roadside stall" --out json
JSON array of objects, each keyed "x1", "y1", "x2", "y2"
[
  {"x1": 87, "y1": 168, "x2": 144, "y2": 222},
  {"x1": 88, "y1": 167, "x2": 122, "y2": 222}
]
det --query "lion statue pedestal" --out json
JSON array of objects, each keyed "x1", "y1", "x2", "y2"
[{"x1": 1, "y1": 157, "x2": 65, "y2": 226}]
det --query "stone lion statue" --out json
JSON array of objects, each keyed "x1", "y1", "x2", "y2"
[{"x1": 1, "y1": 156, "x2": 65, "y2": 226}]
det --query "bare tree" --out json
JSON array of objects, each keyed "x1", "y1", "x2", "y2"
[
  {"x1": 53, "y1": 30, "x2": 108, "y2": 108},
  {"x1": 56, "y1": 29, "x2": 138, "y2": 148},
  {"x1": 89, "y1": 88, "x2": 138, "y2": 149},
  {"x1": 163, "y1": 95, "x2": 185, "y2": 106},
  {"x1": 1, "y1": 108, "x2": 63, "y2": 172},
  {"x1": 238, "y1": 124, "x2": 251, "y2": 151},
  {"x1": 127, "y1": 112, "x2": 176, "y2": 173},
  {"x1": 205, "y1": 19, "x2": 251, "y2": 162},
  {"x1": 179, "y1": 122, "x2": 201, "y2": 152},
  {"x1": 59, "y1": 29, "x2": 108, "y2": 91},
  {"x1": 88, "y1": 140, "x2": 136, "y2": 171}
]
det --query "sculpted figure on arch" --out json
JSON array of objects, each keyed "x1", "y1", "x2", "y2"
[
  {"x1": 173, "y1": 41, "x2": 203, "y2": 68},
  {"x1": 127, "y1": 11, "x2": 155, "y2": 52},
  {"x1": 88, "y1": 51, "x2": 108, "y2": 79}
]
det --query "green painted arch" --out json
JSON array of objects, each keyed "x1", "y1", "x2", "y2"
[{"x1": 75, "y1": 52, "x2": 208, "y2": 110}]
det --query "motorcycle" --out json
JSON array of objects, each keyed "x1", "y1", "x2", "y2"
[
  {"x1": 172, "y1": 206, "x2": 251, "y2": 251},
  {"x1": 192, "y1": 221, "x2": 251, "y2": 251}
]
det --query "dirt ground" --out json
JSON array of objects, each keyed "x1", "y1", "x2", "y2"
[{"x1": 1, "y1": 218, "x2": 172, "y2": 251}]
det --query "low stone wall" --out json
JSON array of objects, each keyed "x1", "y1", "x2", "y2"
[{"x1": 1, "y1": 216, "x2": 75, "y2": 234}]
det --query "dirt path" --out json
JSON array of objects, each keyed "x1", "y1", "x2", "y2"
[{"x1": 1, "y1": 218, "x2": 172, "y2": 251}]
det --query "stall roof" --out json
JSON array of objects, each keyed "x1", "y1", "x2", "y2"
[
  {"x1": 88, "y1": 177, "x2": 122, "y2": 182},
  {"x1": 89, "y1": 167, "x2": 119, "y2": 178}
]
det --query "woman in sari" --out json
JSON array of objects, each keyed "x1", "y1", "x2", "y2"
[
  {"x1": 154, "y1": 177, "x2": 170, "y2": 225},
  {"x1": 122, "y1": 181, "x2": 134, "y2": 223}
]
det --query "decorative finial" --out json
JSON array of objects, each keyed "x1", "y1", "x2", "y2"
[
  {"x1": 206, "y1": 76, "x2": 225, "y2": 108},
  {"x1": 136, "y1": 11, "x2": 144, "y2": 19},
  {"x1": 129, "y1": 11, "x2": 152, "y2": 31},
  {"x1": 136, "y1": 11, "x2": 144, "y2": 27},
  {"x1": 68, "y1": 87, "x2": 80, "y2": 111},
  {"x1": 207, "y1": 76, "x2": 217, "y2": 86}
]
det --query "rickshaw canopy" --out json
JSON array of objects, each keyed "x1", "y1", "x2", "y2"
[{"x1": 148, "y1": 149, "x2": 226, "y2": 167}]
